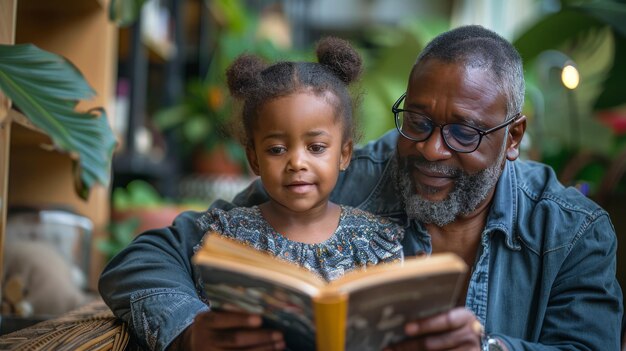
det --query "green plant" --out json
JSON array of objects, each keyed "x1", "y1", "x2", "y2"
[
  {"x1": 97, "y1": 217, "x2": 140, "y2": 262},
  {"x1": 0, "y1": 44, "x2": 116, "y2": 199},
  {"x1": 356, "y1": 1, "x2": 626, "y2": 178},
  {"x1": 112, "y1": 179, "x2": 170, "y2": 210},
  {"x1": 99, "y1": 180, "x2": 169, "y2": 261},
  {"x1": 512, "y1": 0, "x2": 626, "y2": 193},
  {"x1": 152, "y1": 0, "x2": 306, "y2": 170},
  {"x1": 357, "y1": 18, "x2": 450, "y2": 142},
  {"x1": 108, "y1": 0, "x2": 148, "y2": 27}
]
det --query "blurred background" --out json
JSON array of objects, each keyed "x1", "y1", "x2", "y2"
[
  {"x1": 1, "y1": 0, "x2": 626, "y2": 329},
  {"x1": 107, "y1": 0, "x2": 626, "y2": 252}
]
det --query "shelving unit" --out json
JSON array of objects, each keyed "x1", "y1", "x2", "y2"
[{"x1": 0, "y1": 0, "x2": 118, "y2": 293}]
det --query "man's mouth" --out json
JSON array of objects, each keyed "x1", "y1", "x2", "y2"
[
  {"x1": 415, "y1": 165, "x2": 453, "y2": 179},
  {"x1": 406, "y1": 160, "x2": 459, "y2": 191}
]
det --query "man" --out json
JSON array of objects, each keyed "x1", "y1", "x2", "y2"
[{"x1": 99, "y1": 25, "x2": 622, "y2": 351}]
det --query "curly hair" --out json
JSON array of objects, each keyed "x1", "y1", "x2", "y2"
[{"x1": 226, "y1": 36, "x2": 362, "y2": 147}]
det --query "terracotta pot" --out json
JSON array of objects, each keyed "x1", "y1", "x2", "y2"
[
  {"x1": 111, "y1": 206, "x2": 182, "y2": 234},
  {"x1": 192, "y1": 145, "x2": 243, "y2": 176}
]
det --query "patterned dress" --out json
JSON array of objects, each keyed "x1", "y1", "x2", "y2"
[{"x1": 195, "y1": 205, "x2": 404, "y2": 282}]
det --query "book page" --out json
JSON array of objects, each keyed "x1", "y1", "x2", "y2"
[
  {"x1": 331, "y1": 253, "x2": 466, "y2": 293},
  {"x1": 343, "y1": 271, "x2": 465, "y2": 351},
  {"x1": 327, "y1": 253, "x2": 467, "y2": 351},
  {"x1": 198, "y1": 234, "x2": 326, "y2": 289},
  {"x1": 195, "y1": 262, "x2": 317, "y2": 350}
]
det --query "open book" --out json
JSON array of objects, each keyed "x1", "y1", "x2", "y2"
[{"x1": 193, "y1": 234, "x2": 468, "y2": 351}]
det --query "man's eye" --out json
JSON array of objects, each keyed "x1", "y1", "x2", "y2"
[
  {"x1": 308, "y1": 144, "x2": 326, "y2": 153},
  {"x1": 404, "y1": 112, "x2": 431, "y2": 133},
  {"x1": 448, "y1": 125, "x2": 479, "y2": 147},
  {"x1": 267, "y1": 146, "x2": 286, "y2": 155}
]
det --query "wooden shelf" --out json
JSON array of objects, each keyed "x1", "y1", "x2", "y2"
[
  {"x1": 8, "y1": 109, "x2": 42, "y2": 134},
  {"x1": 0, "y1": 0, "x2": 118, "y2": 295},
  {"x1": 15, "y1": 0, "x2": 105, "y2": 14}
]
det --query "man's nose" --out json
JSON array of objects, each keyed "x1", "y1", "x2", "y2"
[{"x1": 416, "y1": 128, "x2": 452, "y2": 161}]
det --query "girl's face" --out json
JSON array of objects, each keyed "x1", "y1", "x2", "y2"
[{"x1": 246, "y1": 92, "x2": 352, "y2": 214}]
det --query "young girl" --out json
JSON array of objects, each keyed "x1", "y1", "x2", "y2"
[
  {"x1": 99, "y1": 37, "x2": 405, "y2": 351},
  {"x1": 196, "y1": 37, "x2": 404, "y2": 282}
]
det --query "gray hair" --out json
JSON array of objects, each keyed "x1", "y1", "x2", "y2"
[{"x1": 414, "y1": 25, "x2": 525, "y2": 118}]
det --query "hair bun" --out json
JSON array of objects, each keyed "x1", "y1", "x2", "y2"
[
  {"x1": 316, "y1": 37, "x2": 362, "y2": 84},
  {"x1": 226, "y1": 54, "x2": 267, "y2": 98}
]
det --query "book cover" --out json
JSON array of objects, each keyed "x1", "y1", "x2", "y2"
[{"x1": 193, "y1": 234, "x2": 467, "y2": 351}]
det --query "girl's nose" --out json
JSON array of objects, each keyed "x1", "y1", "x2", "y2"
[{"x1": 287, "y1": 150, "x2": 308, "y2": 172}]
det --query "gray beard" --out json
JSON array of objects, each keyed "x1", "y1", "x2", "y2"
[{"x1": 393, "y1": 146, "x2": 506, "y2": 226}]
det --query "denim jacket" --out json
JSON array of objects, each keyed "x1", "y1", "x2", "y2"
[{"x1": 99, "y1": 130, "x2": 623, "y2": 351}]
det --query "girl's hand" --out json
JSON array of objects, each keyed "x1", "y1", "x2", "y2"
[{"x1": 173, "y1": 310, "x2": 285, "y2": 351}]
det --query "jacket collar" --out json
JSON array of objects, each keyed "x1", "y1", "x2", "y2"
[{"x1": 484, "y1": 160, "x2": 520, "y2": 250}]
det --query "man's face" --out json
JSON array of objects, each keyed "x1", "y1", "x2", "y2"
[{"x1": 395, "y1": 58, "x2": 515, "y2": 226}]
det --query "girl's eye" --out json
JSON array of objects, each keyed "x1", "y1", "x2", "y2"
[
  {"x1": 267, "y1": 146, "x2": 286, "y2": 155},
  {"x1": 308, "y1": 144, "x2": 326, "y2": 153}
]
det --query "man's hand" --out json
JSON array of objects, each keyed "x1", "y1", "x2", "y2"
[
  {"x1": 174, "y1": 310, "x2": 285, "y2": 351},
  {"x1": 384, "y1": 307, "x2": 483, "y2": 351}
]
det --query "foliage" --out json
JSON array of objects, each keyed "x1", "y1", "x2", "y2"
[
  {"x1": 515, "y1": 0, "x2": 626, "y2": 111},
  {"x1": 112, "y1": 179, "x2": 169, "y2": 210},
  {"x1": 0, "y1": 44, "x2": 116, "y2": 200},
  {"x1": 97, "y1": 217, "x2": 140, "y2": 262},
  {"x1": 353, "y1": 0, "x2": 626, "y2": 195},
  {"x1": 108, "y1": 0, "x2": 148, "y2": 27},
  {"x1": 357, "y1": 18, "x2": 450, "y2": 143},
  {"x1": 100, "y1": 180, "x2": 168, "y2": 261},
  {"x1": 100, "y1": 180, "x2": 208, "y2": 260},
  {"x1": 513, "y1": 0, "x2": 626, "y2": 192},
  {"x1": 152, "y1": 0, "x2": 307, "y2": 169}
]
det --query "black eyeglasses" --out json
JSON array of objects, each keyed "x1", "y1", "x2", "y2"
[{"x1": 392, "y1": 93, "x2": 520, "y2": 153}]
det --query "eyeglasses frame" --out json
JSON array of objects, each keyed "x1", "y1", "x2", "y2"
[{"x1": 392, "y1": 93, "x2": 520, "y2": 153}]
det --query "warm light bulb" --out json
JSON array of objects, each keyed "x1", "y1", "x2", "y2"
[{"x1": 561, "y1": 64, "x2": 579, "y2": 90}]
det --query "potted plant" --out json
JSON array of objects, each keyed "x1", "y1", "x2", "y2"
[
  {"x1": 153, "y1": 75, "x2": 246, "y2": 175},
  {"x1": 152, "y1": 0, "x2": 303, "y2": 176},
  {"x1": 0, "y1": 44, "x2": 116, "y2": 199}
]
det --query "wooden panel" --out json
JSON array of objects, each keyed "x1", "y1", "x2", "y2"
[
  {"x1": 0, "y1": 0, "x2": 17, "y2": 301},
  {"x1": 0, "y1": 0, "x2": 16, "y2": 123},
  {"x1": 15, "y1": 3, "x2": 118, "y2": 113},
  {"x1": 7, "y1": 110, "x2": 45, "y2": 139},
  {"x1": 0, "y1": 0, "x2": 16, "y2": 45},
  {"x1": 8, "y1": 123, "x2": 111, "y2": 289},
  {"x1": 7, "y1": 0, "x2": 118, "y2": 290},
  {"x1": 0, "y1": 121, "x2": 10, "y2": 291},
  {"x1": 14, "y1": 0, "x2": 103, "y2": 14}
]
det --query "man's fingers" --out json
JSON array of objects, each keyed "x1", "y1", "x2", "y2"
[
  {"x1": 384, "y1": 338, "x2": 424, "y2": 351},
  {"x1": 405, "y1": 308, "x2": 474, "y2": 336},
  {"x1": 395, "y1": 308, "x2": 482, "y2": 351},
  {"x1": 419, "y1": 324, "x2": 480, "y2": 350},
  {"x1": 196, "y1": 310, "x2": 262, "y2": 329}
]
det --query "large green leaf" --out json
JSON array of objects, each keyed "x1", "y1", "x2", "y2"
[
  {"x1": 358, "y1": 19, "x2": 449, "y2": 143},
  {"x1": 514, "y1": 1, "x2": 626, "y2": 110},
  {"x1": 0, "y1": 44, "x2": 116, "y2": 199},
  {"x1": 514, "y1": 10, "x2": 605, "y2": 62},
  {"x1": 594, "y1": 32, "x2": 626, "y2": 109},
  {"x1": 576, "y1": 0, "x2": 626, "y2": 37},
  {"x1": 109, "y1": 0, "x2": 148, "y2": 27}
]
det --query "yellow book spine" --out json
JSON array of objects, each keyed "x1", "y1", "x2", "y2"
[{"x1": 313, "y1": 292, "x2": 348, "y2": 351}]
